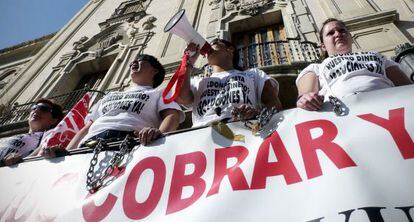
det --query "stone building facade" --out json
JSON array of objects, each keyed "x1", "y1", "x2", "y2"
[{"x1": 0, "y1": 0, "x2": 413, "y2": 135}]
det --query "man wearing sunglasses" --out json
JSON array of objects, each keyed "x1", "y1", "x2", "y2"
[
  {"x1": 0, "y1": 99, "x2": 63, "y2": 166},
  {"x1": 65, "y1": 54, "x2": 184, "y2": 150},
  {"x1": 176, "y1": 38, "x2": 282, "y2": 127}
]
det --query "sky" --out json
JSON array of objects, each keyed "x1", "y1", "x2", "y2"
[{"x1": 0, "y1": 0, "x2": 89, "y2": 49}]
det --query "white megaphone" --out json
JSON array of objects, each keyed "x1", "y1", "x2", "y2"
[{"x1": 164, "y1": 9, "x2": 212, "y2": 55}]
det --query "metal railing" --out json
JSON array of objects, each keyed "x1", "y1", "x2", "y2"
[
  {"x1": 237, "y1": 38, "x2": 321, "y2": 69},
  {"x1": 0, "y1": 88, "x2": 106, "y2": 127}
]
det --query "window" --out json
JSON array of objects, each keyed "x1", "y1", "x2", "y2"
[
  {"x1": 74, "y1": 70, "x2": 106, "y2": 91},
  {"x1": 233, "y1": 25, "x2": 291, "y2": 69}
]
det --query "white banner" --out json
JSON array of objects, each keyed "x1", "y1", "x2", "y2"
[{"x1": 1, "y1": 85, "x2": 414, "y2": 222}]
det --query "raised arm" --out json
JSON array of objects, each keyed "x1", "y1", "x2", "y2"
[
  {"x1": 296, "y1": 72, "x2": 324, "y2": 111},
  {"x1": 175, "y1": 63, "x2": 195, "y2": 105},
  {"x1": 175, "y1": 43, "x2": 200, "y2": 105},
  {"x1": 158, "y1": 109, "x2": 181, "y2": 133},
  {"x1": 386, "y1": 66, "x2": 413, "y2": 86},
  {"x1": 262, "y1": 79, "x2": 282, "y2": 110}
]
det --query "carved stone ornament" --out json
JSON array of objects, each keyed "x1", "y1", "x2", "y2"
[
  {"x1": 224, "y1": 0, "x2": 240, "y2": 11},
  {"x1": 98, "y1": 33, "x2": 122, "y2": 49},
  {"x1": 239, "y1": 0, "x2": 274, "y2": 16},
  {"x1": 100, "y1": 0, "x2": 148, "y2": 30},
  {"x1": 73, "y1": 36, "x2": 89, "y2": 51},
  {"x1": 209, "y1": 0, "x2": 221, "y2": 6},
  {"x1": 127, "y1": 22, "x2": 139, "y2": 40},
  {"x1": 142, "y1": 16, "x2": 157, "y2": 30}
]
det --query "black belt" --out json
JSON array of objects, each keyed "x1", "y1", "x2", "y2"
[{"x1": 88, "y1": 130, "x2": 135, "y2": 141}]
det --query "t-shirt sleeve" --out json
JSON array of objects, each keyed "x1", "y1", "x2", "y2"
[
  {"x1": 296, "y1": 63, "x2": 319, "y2": 85},
  {"x1": 85, "y1": 99, "x2": 102, "y2": 122},
  {"x1": 190, "y1": 76, "x2": 201, "y2": 97},
  {"x1": 185, "y1": 76, "x2": 203, "y2": 108},
  {"x1": 384, "y1": 57, "x2": 400, "y2": 69},
  {"x1": 252, "y1": 68, "x2": 273, "y2": 101},
  {"x1": 157, "y1": 89, "x2": 186, "y2": 123}
]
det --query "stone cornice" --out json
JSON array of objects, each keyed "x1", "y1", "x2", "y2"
[
  {"x1": 343, "y1": 9, "x2": 398, "y2": 31},
  {"x1": 0, "y1": 33, "x2": 56, "y2": 55}
]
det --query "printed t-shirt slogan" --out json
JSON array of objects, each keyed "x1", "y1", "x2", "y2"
[
  {"x1": 100, "y1": 90, "x2": 150, "y2": 115},
  {"x1": 196, "y1": 75, "x2": 253, "y2": 116},
  {"x1": 190, "y1": 69, "x2": 270, "y2": 126},
  {"x1": 322, "y1": 51, "x2": 386, "y2": 82},
  {"x1": 84, "y1": 86, "x2": 182, "y2": 141}
]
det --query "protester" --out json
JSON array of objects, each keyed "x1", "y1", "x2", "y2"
[
  {"x1": 296, "y1": 18, "x2": 412, "y2": 111},
  {"x1": 64, "y1": 54, "x2": 184, "y2": 150},
  {"x1": 176, "y1": 38, "x2": 282, "y2": 127},
  {"x1": 0, "y1": 99, "x2": 63, "y2": 166}
]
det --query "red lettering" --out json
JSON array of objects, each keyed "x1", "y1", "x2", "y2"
[
  {"x1": 207, "y1": 146, "x2": 250, "y2": 196},
  {"x1": 82, "y1": 168, "x2": 125, "y2": 222},
  {"x1": 251, "y1": 132, "x2": 302, "y2": 189},
  {"x1": 296, "y1": 120, "x2": 357, "y2": 179},
  {"x1": 82, "y1": 193, "x2": 117, "y2": 222},
  {"x1": 123, "y1": 157, "x2": 166, "y2": 220},
  {"x1": 358, "y1": 108, "x2": 414, "y2": 159},
  {"x1": 167, "y1": 151, "x2": 206, "y2": 214}
]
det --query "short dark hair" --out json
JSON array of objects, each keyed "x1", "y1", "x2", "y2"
[
  {"x1": 134, "y1": 54, "x2": 166, "y2": 88},
  {"x1": 210, "y1": 38, "x2": 243, "y2": 71},
  {"x1": 319, "y1": 18, "x2": 349, "y2": 58},
  {"x1": 35, "y1": 98, "x2": 64, "y2": 123}
]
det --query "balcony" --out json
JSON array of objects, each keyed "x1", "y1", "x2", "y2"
[
  {"x1": 237, "y1": 38, "x2": 321, "y2": 69},
  {"x1": 199, "y1": 38, "x2": 321, "y2": 78}
]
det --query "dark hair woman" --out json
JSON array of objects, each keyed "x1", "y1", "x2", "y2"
[{"x1": 296, "y1": 18, "x2": 412, "y2": 111}]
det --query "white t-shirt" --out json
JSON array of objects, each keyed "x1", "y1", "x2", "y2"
[
  {"x1": 296, "y1": 51, "x2": 398, "y2": 98},
  {"x1": 84, "y1": 85, "x2": 184, "y2": 142},
  {"x1": 190, "y1": 68, "x2": 276, "y2": 127},
  {"x1": 0, "y1": 132, "x2": 44, "y2": 160}
]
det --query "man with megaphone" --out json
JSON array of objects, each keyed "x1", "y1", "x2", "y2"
[
  {"x1": 162, "y1": 9, "x2": 281, "y2": 127},
  {"x1": 175, "y1": 38, "x2": 282, "y2": 127}
]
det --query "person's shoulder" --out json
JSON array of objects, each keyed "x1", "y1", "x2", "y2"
[
  {"x1": 148, "y1": 86, "x2": 167, "y2": 98},
  {"x1": 361, "y1": 51, "x2": 379, "y2": 54},
  {"x1": 296, "y1": 63, "x2": 320, "y2": 85},
  {"x1": 301, "y1": 63, "x2": 320, "y2": 74},
  {"x1": 243, "y1": 68, "x2": 268, "y2": 77},
  {"x1": 191, "y1": 75, "x2": 206, "y2": 81},
  {"x1": 190, "y1": 75, "x2": 206, "y2": 86},
  {"x1": 305, "y1": 63, "x2": 320, "y2": 68},
  {"x1": 359, "y1": 51, "x2": 384, "y2": 58},
  {"x1": 16, "y1": 131, "x2": 45, "y2": 141},
  {"x1": 151, "y1": 85, "x2": 162, "y2": 91},
  {"x1": 245, "y1": 67, "x2": 264, "y2": 73}
]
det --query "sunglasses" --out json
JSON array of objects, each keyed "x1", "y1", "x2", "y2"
[
  {"x1": 31, "y1": 104, "x2": 53, "y2": 113},
  {"x1": 210, "y1": 39, "x2": 232, "y2": 47},
  {"x1": 129, "y1": 58, "x2": 151, "y2": 66}
]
